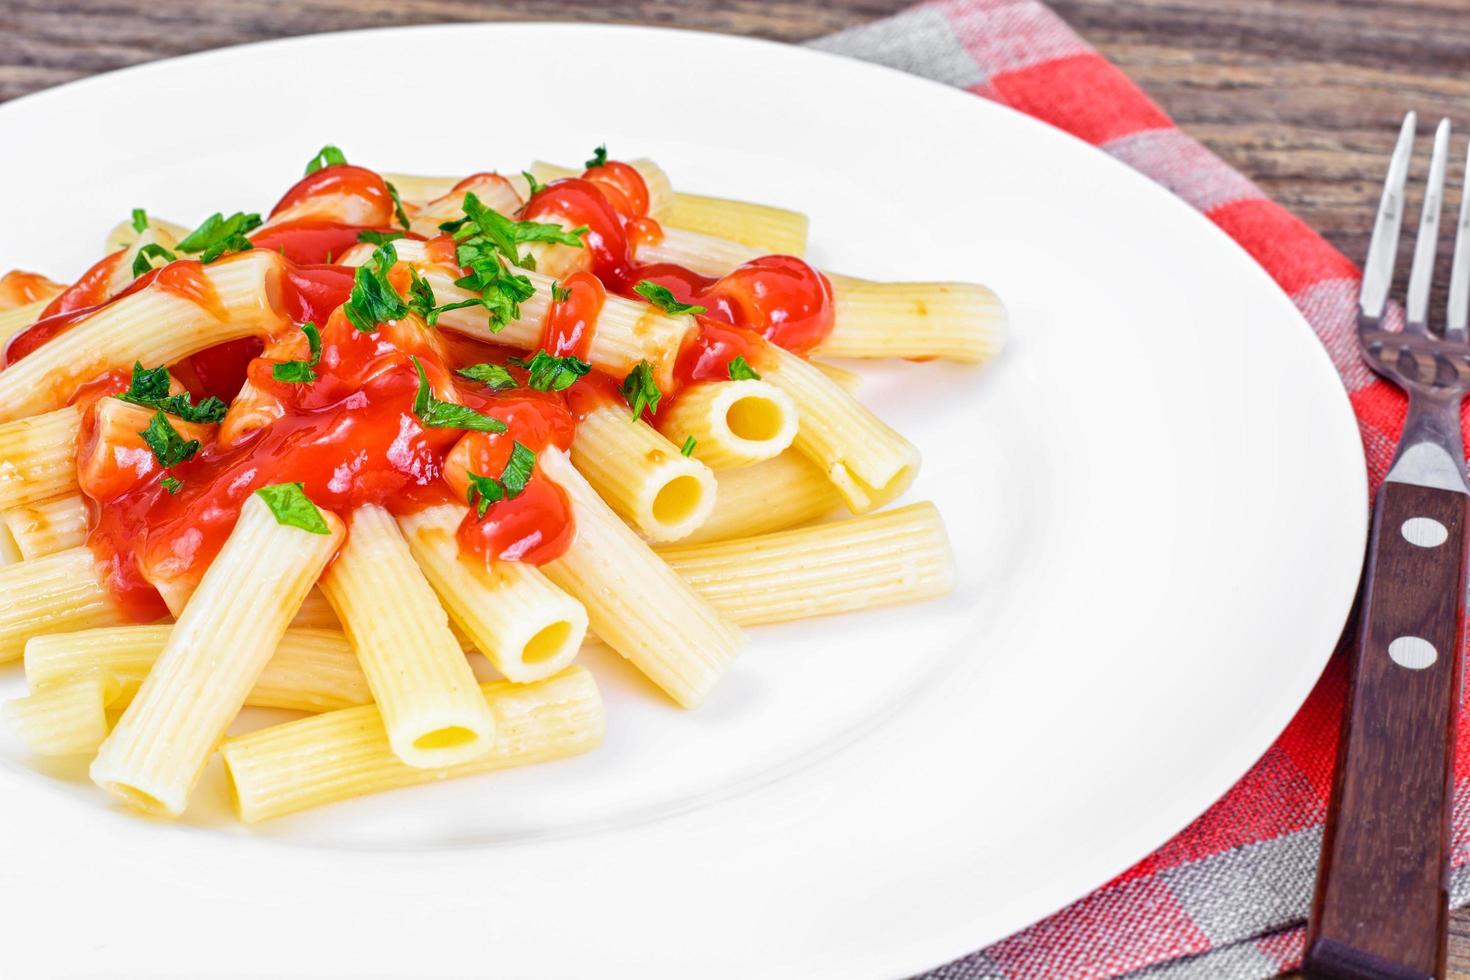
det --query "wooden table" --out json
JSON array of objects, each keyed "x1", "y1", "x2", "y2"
[{"x1": 5, "y1": 0, "x2": 1470, "y2": 973}]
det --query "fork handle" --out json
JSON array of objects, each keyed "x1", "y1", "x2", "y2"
[{"x1": 1305, "y1": 480, "x2": 1468, "y2": 980}]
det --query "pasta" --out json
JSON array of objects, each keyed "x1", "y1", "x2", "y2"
[
  {"x1": 320, "y1": 504, "x2": 496, "y2": 769},
  {"x1": 90, "y1": 490, "x2": 344, "y2": 816},
  {"x1": 221, "y1": 666, "x2": 604, "y2": 823},
  {"x1": 0, "y1": 143, "x2": 994, "y2": 823},
  {"x1": 659, "y1": 502, "x2": 956, "y2": 625}
]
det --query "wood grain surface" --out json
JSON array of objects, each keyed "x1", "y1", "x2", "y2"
[{"x1": 6, "y1": 0, "x2": 1470, "y2": 974}]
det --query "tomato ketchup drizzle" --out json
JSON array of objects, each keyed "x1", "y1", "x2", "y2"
[
  {"x1": 7, "y1": 155, "x2": 835, "y2": 619},
  {"x1": 521, "y1": 162, "x2": 835, "y2": 370},
  {"x1": 0, "y1": 270, "x2": 59, "y2": 308}
]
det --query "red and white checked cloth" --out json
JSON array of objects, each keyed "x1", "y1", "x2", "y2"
[{"x1": 812, "y1": 2, "x2": 1470, "y2": 978}]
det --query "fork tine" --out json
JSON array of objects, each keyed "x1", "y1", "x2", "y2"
[
  {"x1": 1449, "y1": 139, "x2": 1470, "y2": 342},
  {"x1": 1405, "y1": 118, "x2": 1452, "y2": 334},
  {"x1": 1361, "y1": 112, "x2": 1417, "y2": 321}
]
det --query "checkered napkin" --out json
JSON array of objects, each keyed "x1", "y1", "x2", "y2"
[{"x1": 811, "y1": 2, "x2": 1470, "y2": 977}]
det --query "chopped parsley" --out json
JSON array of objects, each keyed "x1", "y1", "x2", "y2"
[
  {"x1": 620, "y1": 360, "x2": 662, "y2": 419},
  {"x1": 634, "y1": 280, "x2": 706, "y2": 316},
  {"x1": 386, "y1": 180, "x2": 411, "y2": 230},
  {"x1": 255, "y1": 482, "x2": 331, "y2": 534},
  {"x1": 550, "y1": 281, "x2": 572, "y2": 303},
  {"x1": 176, "y1": 211, "x2": 261, "y2": 263},
  {"x1": 680, "y1": 436, "x2": 696, "y2": 457},
  {"x1": 119, "y1": 361, "x2": 228, "y2": 423},
  {"x1": 357, "y1": 229, "x2": 406, "y2": 246},
  {"x1": 465, "y1": 441, "x2": 537, "y2": 517},
  {"x1": 585, "y1": 145, "x2": 608, "y2": 169},
  {"x1": 160, "y1": 475, "x2": 182, "y2": 495},
  {"x1": 304, "y1": 144, "x2": 347, "y2": 175},
  {"x1": 130, "y1": 208, "x2": 149, "y2": 233},
  {"x1": 343, "y1": 242, "x2": 409, "y2": 332},
  {"x1": 442, "y1": 191, "x2": 586, "y2": 267},
  {"x1": 523, "y1": 170, "x2": 544, "y2": 196},
  {"x1": 456, "y1": 363, "x2": 519, "y2": 391},
  {"x1": 140, "y1": 411, "x2": 201, "y2": 469},
  {"x1": 272, "y1": 322, "x2": 322, "y2": 383},
  {"x1": 131, "y1": 243, "x2": 178, "y2": 278},
  {"x1": 508, "y1": 350, "x2": 591, "y2": 392},
  {"x1": 411, "y1": 357, "x2": 507, "y2": 433},
  {"x1": 728, "y1": 356, "x2": 761, "y2": 381}
]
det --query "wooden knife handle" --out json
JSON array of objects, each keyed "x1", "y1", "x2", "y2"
[{"x1": 1305, "y1": 481, "x2": 1469, "y2": 980}]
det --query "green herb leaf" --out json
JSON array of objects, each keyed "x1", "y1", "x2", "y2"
[
  {"x1": 620, "y1": 360, "x2": 662, "y2": 419},
  {"x1": 119, "y1": 361, "x2": 229, "y2": 423},
  {"x1": 304, "y1": 145, "x2": 347, "y2": 175},
  {"x1": 456, "y1": 363, "x2": 518, "y2": 391},
  {"x1": 255, "y1": 482, "x2": 331, "y2": 534},
  {"x1": 130, "y1": 208, "x2": 149, "y2": 233},
  {"x1": 550, "y1": 281, "x2": 572, "y2": 303},
  {"x1": 344, "y1": 243, "x2": 409, "y2": 332},
  {"x1": 523, "y1": 170, "x2": 544, "y2": 197},
  {"x1": 634, "y1": 280, "x2": 706, "y2": 316},
  {"x1": 411, "y1": 357, "x2": 507, "y2": 433},
  {"x1": 131, "y1": 243, "x2": 178, "y2": 278},
  {"x1": 465, "y1": 441, "x2": 537, "y2": 517},
  {"x1": 272, "y1": 321, "x2": 322, "y2": 384},
  {"x1": 405, "y1": 267, "x2": 438, "y2": 323},
  {"x1": 176, "y1": 211, "x2": 262, "y2": 263},
  {"x1": 160, "y1": 475, "x2": 182, "y2": 494},
  {"x1": 385, "y1": 180, "x2": 411, "y2": 230},
  {"x1": 140, "y1": 411, "x2": 201, "y2": 469},
  {"x1": 358, "y1": 229, "x2": 406, "y2": 246},
  {"x1": 680, "y1": 435, "x2": 696, "y2": 457},
  {"x1": 507, "y1": 350, "x2": 591, "y2": 392},
  {"x1": 728, "y1": 355, "x2": 761, "y2": 381},
  {"x1": 585, "y1": 145, "x2": 608, "y2": 169}
]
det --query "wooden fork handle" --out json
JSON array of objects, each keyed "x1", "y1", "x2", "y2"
[{"x1": 1305, "y1": 481, "x2": 1469, "y2": 980}]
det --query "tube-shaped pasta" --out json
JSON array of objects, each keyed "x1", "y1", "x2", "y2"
[
  {"x1": 654, "y1": 380, "x2": 797, "y2": 470},
  {"x1": 538, "y1": 448, "x2": 741, "y2": 707},
  {"x1": 755, "y1": 341, "x2": 919, "y2": 513},
  {"x1": 221, "y1": 667, "x2": 605, "y2": 823},
  {"x1": 0, "y1": 297, "x2": 56, "y2": 347},
  {"x1": 105, "y1": 215, "x2": 192, "y2": 253},
  {"x1": 320, "y1": 504, "x2": 495, "y2": 770},
  {"x1": 0, "y1": 493, "x2": 89, "y2": 560},
  {"x1": 667, "y1": 192, "x2": 808, "y2": 256},
  {"x1": 348, "y1": 240, "x2": 693, "y2": 391},
  {"x1": 635, "y1": 226, "x2": 761, "y2": 278},
  {"x1": 817, "y1": 273, "x2": 1007, "y2": 363},
  {"x1": 660, "y1": 502, "x2": 955, "y2": 625},
  {"x1": 682, "y1": 452, "x2": 845, "y2": 545},
  {"x1": 628, "y1": 232, "x2": 1005, "y2": 364},
  {"x1": 407, "y1": 173, "x2": 523, "y2": 238},
  {"x1": 0, "y1": 546, "x2": 126, "y2": 663},
  {"x1": 571, "y1": 400, "x2": 717, "y2": 541},
  {"x1": 5, "y1": 675, "x2": 118, "y2": 756},
  {"x1": 0, "y1": 250, "x2": 285, "y2": 423},
  {"x1": 380, "y1": 173, "x2": 459, "y2": 203},
  {"x1": 0, "y1": 407, "x2": 81, "y2": 511},
  {"x1": 397, "y1": 504, "x2": 587, "y2": 683},
  {"x1": 90, "y1": 491, "x2": 344, "y2": 817},
  {"x1": 25, "y1": 625, "x2": 373, "y2": 714}
]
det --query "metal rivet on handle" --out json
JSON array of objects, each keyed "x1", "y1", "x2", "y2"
[
  {"x1": 1401, "y1": 516, "x2": 1450, "y2": 547},
  {"x1": 1388, "y1": 636, "x2": 1438, "y2": 670}
]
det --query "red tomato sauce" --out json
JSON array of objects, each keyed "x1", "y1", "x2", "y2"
[
  {"x1": 0, "y1": 270, "x2": 60, "y2": 308},
  {"x1": 11, "y1": 155, "x2": 837, "y2": 618},
  {"x1": 539, "y1": 270, "x2": 605, "y2": 359}
]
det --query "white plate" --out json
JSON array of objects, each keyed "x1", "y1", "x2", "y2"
[{"x1": 0, "y1": 23, "x2": 1366, "y2": 979}]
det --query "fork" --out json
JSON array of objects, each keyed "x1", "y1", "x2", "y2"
[{"x1": 1304, "y1": 112, "x2": 1470, "y2": 980}]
